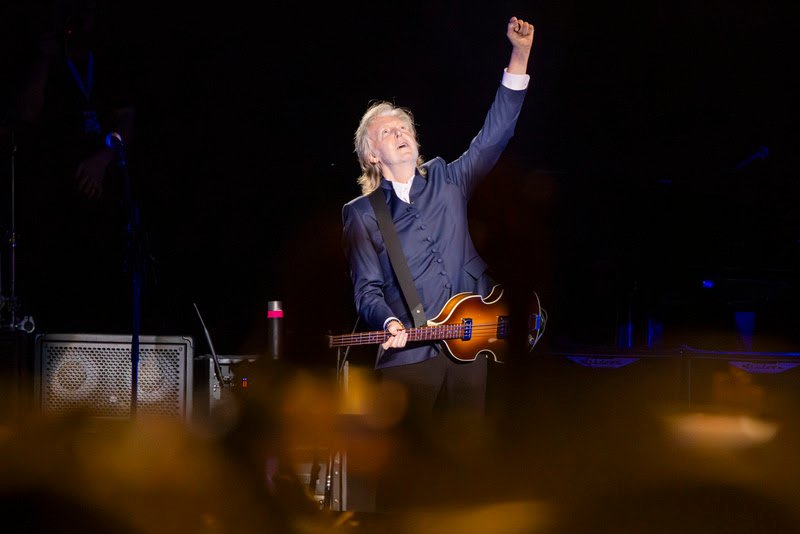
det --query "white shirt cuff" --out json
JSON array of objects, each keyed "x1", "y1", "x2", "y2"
[
  {"x1": 502, "y1": 68, "x2": 530, "y2": 90},
  {"x1": 383, "y1": 317, "x2": 401, "y2": 330}
]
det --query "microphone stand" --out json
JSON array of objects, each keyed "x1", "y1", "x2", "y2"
[
  {"x1": 1, "y1": 131, "x2": 17, "y2": 330},
  {"x1": 1, "y1": 128, "x2": 35, "y2": 334},
  {"x1": 109, "y1": 134, "x2": 141, "y2": 418}
]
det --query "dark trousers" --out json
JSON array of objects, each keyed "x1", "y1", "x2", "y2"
[
  {"x1": 377, "y1": 349, "x2": 487, "y2": 419},
  {"x1": 373, "y1": 350, "x2": 490, "y2": 511}
]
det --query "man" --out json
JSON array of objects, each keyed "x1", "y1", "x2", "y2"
[{"x1": 341, "y1": 15, "x2": 534, "y2": 510}]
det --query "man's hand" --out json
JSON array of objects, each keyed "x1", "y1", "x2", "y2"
[
  {"x1": 382, "y1": 320, "x2": 409, "y2": 350},
  {"x1": 507, "y1": 16, "x2": 534, "y2": 48},
  {"x1": 75, "y1": 148, "x2": 114, "y2": 199},
  {"x1": 506, "y1": 16, "x2": 534, "y2": 75}
]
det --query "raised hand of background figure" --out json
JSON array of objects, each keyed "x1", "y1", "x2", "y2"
[{"x1": 75, "y1": 145, "x2": 115, "y2": 199}]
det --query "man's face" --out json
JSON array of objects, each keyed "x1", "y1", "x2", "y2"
[{"x1": 367, "y1": 115, "x2": 419, "y2": 168}]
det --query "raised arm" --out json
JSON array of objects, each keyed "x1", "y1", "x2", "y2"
[{"x1": 506, "y1": 16, "x2": 534, "y2": 75}]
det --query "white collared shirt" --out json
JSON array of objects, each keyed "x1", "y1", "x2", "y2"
[{"x1": 391, "y1": 175, "x2": 414, "y2": 204}]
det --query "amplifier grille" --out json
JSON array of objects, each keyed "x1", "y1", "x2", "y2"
[{"x1": 35, "y1": 334, "x2": 194, "y2": 421}]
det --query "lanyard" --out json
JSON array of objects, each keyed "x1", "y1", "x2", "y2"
[{"x1": 66, "y1": 51, "x2": 94, "y2": 102}]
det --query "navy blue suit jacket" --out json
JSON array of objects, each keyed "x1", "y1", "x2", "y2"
[{"x1": 342, "y1": 83, "x2": 527, "y2": 369}]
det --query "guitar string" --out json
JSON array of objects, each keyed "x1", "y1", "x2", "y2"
[
  {"x1": 331, "y1": 323, "x2": 503, "y2": 338},
  {"x1": 332, "y1": 324, "x2": 500, "y2": 338},
  {"x1": 331, "y1": 287, "x2": 510, "y2": 346},
  {"x1": 329, "y1": 323, "x2": 504, "y2": 346}
]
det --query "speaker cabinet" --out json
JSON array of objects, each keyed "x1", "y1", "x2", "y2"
[{"x1": 34, "y1": 333, "x2": 194, "y2": 422}]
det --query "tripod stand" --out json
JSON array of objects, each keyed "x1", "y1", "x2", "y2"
[{"x1": 1, "y1": 128, "x2": 35, "y2": 334}]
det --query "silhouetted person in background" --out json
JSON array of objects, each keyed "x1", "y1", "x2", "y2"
[{"x1": 11, "y1": 0, "x2": 139, "y2": 334}]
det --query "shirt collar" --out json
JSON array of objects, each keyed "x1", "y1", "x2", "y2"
[{"x1": 390, "y1": 175, "x2": 414, "y2": 204}]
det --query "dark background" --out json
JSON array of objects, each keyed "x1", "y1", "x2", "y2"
[{"x1": 2, "y1": 0, "x2": 799, "y2": 367}]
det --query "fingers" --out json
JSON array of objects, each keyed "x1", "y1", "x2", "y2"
[
  {"x1": 76, "y1": 172, "x2": 102, "y2": 199},
  {"x1": 87, "y1": 184, "x2": 101, "y2": 199},
  {"x1": 381, "y1": 323, "x2": 409, "y2": 350},
  {"x1": 508, "y1": 16, "x2": 534, "y2": 37},
  {"x1": 81, "y1": 184, "x2": 100, "y2": 199}
]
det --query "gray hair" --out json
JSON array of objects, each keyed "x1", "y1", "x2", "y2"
[{"x1": 353, "y1": 101, "x2": 426, "y2": 195}]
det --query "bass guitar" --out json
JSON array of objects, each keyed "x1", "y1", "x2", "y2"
[{"x1": 328, "y1": 285, "x2": 522, "y2": 363}]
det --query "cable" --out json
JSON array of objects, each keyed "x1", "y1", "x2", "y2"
[{"x1": 528, "y1": 290, "x2": 548, "y2": 351}]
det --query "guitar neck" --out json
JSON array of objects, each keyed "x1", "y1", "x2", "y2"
[{"x1": 328, "y1": 324, "x2": 465, "y2": 348}]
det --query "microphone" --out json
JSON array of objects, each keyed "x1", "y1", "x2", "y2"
[
  {"x1": 105, "y1": 132, "x2": 124, "y2": 149},
  {"x1": 105, "y1": 132, "x2": 127, "y2": 167}
]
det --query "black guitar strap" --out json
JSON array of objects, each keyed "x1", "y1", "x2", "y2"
[{"x1": 368, "y1": 188, "x2": 427, "y2": 328}]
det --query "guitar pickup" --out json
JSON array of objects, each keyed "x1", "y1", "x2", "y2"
[
  {"x1": 497, "y1": 316, "x2": 510, "y2": 339},
  {"x1": 461, "y1": 318, "x2": 473, "y2": 341}
]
